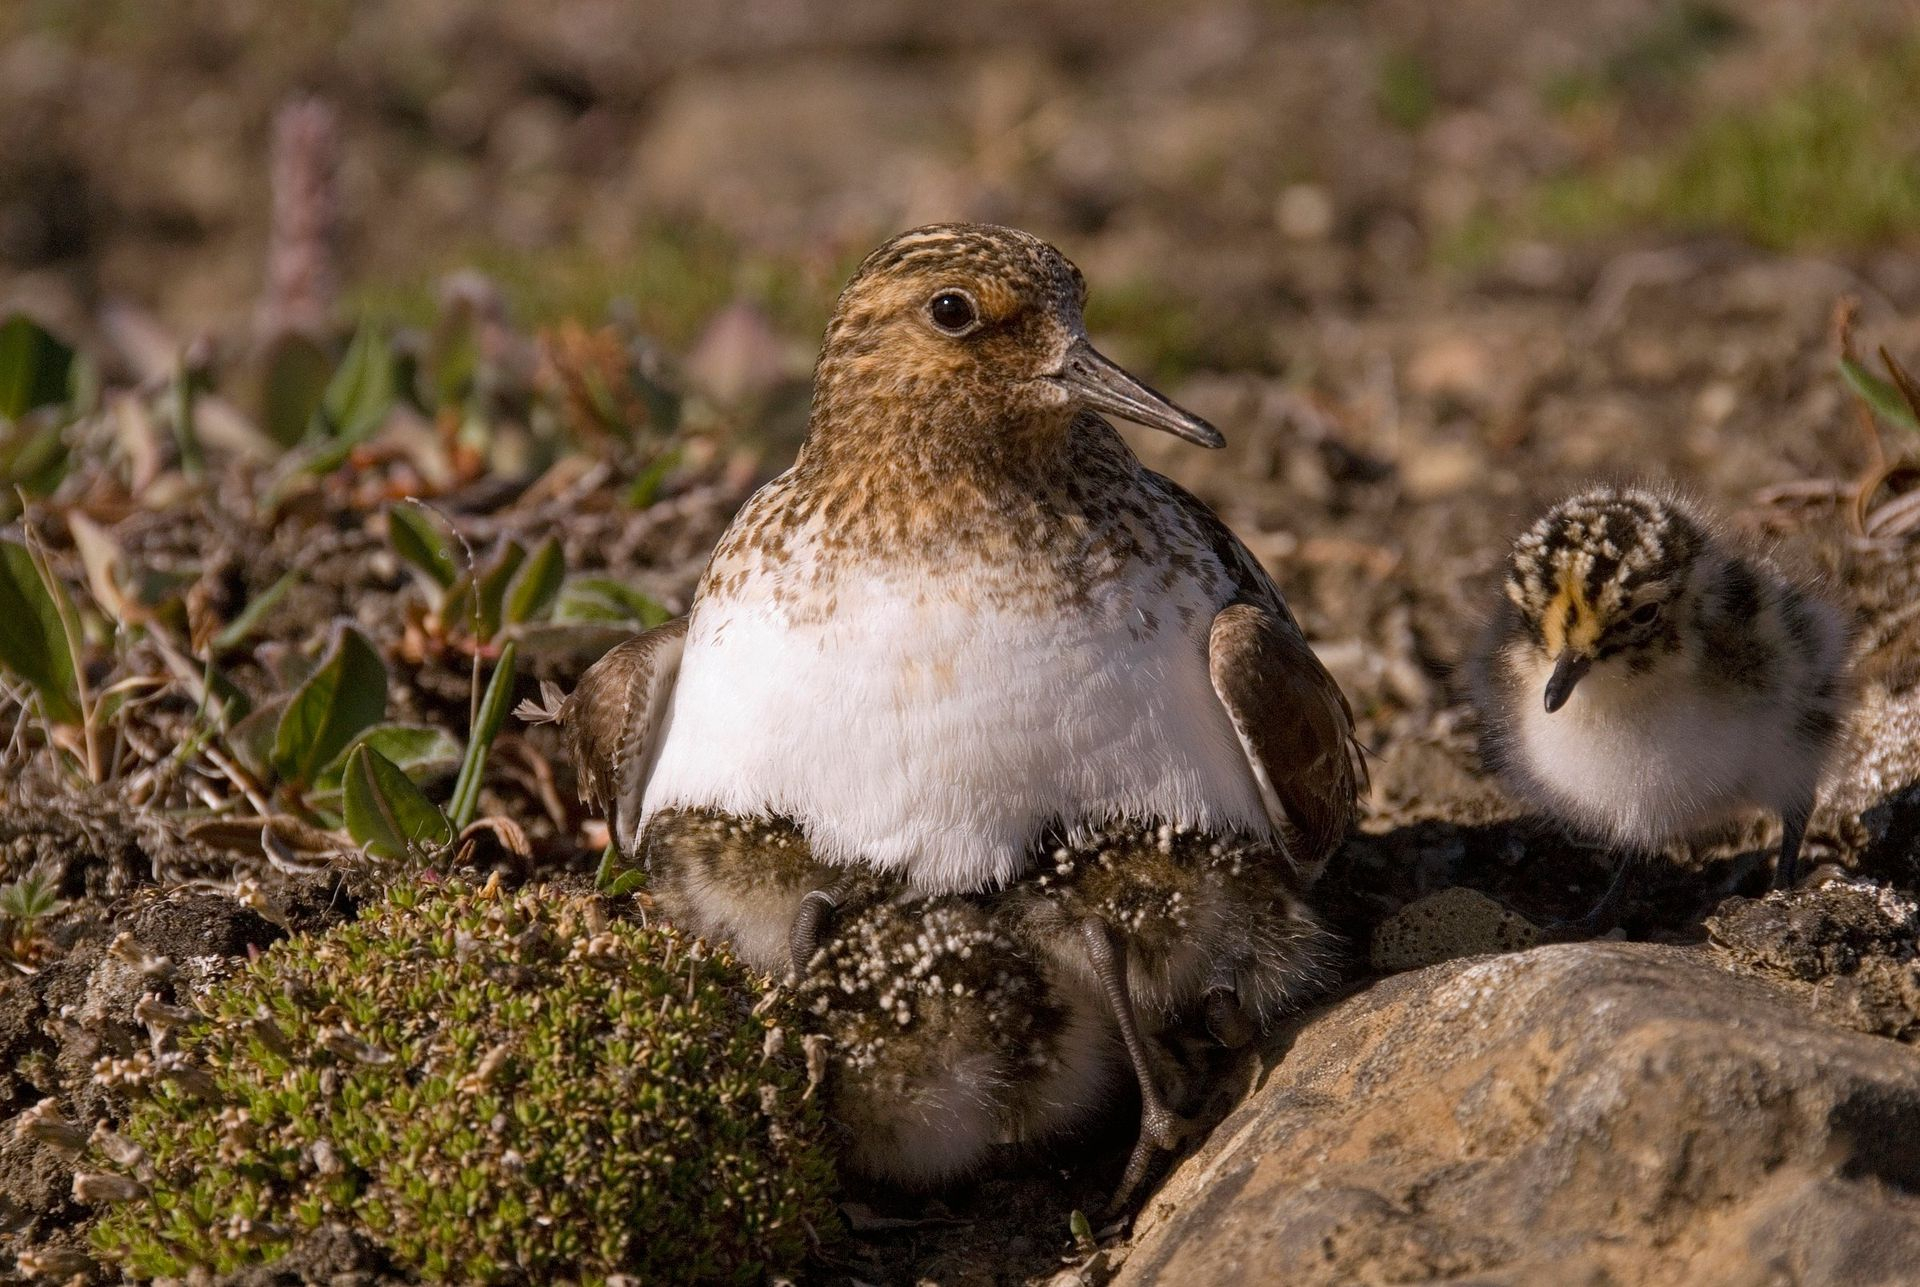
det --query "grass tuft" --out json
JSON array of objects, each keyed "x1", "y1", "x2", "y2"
[
  {"x1": 1534, "y1": 40, "x2": 1920, "y2": 252},
  {"x1": 89, "y1": 882, "x2": 839, "y2": 1284}
]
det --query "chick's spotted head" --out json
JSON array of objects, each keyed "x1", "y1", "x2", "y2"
[{"x1": 1505, "y1": 487, "x2": 1705, "y2": 712}]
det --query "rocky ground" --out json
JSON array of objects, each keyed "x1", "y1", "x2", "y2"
[{"x1": 4, "y1": 0, "x2": 1920, "y2": 1283}]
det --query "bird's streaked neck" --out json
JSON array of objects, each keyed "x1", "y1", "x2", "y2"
[{"x1": 797, "y1": 377, "x2": 1078, "y2": 490}]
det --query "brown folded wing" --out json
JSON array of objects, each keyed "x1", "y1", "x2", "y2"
[
  {"x1": 558, "y1": 616, "x2": 689, "y2": 851},
  {"x1": 1208, "y1": 602, "x2": 1364, "y2": 878}
]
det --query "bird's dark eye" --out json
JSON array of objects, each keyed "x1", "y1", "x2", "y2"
[
  {"x1": 1629, "y1": 602, "x2": 1662, "y2": 627},
  {"x1": 928, "y1": 290, "x2": 978, "y2": 334}
]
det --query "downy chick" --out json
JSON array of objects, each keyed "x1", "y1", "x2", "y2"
[
  {"x1": 792, "y1": 885, "x2": 1119, "y2": 1190},
  {"x1": 1001, "y1": 819, "x2": 1335, "y2": 1201},
  {"x1": 641, "y1": 808, "x2": 1320, "y2": 1207},
  {"x1": 1469, "y1": 486, "x2": 1854, "y2": 928}
]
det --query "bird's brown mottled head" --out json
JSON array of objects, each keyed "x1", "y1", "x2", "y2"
[
  {"x1": 805, "y1": 223, "x2": 1220, "y2": 466},
  {"x1": 1504, "y1": 486, "x2": 1708, "y2": 711}
]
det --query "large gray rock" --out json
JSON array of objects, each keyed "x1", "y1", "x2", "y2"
[{"x1": 1116, "y1": 939, "x2": 1920, "y2": 1286}]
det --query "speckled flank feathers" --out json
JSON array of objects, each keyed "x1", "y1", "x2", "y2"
[
  {"x1": 539, "y1": 615, "x2": 687, "y2": 853},
  {"x1": 1469, "y1": 484, "x2": 1855, "y2": 862}
]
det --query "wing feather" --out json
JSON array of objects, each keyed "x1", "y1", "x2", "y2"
[
  {"x1": 1208, "y1": 603, "x2": 1364, "y2": 879},
  {"x1": 556, "y1": 615, "x2": 689, "y2": 852}
]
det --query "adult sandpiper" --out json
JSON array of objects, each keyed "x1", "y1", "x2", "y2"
[
  {"x1": 537, "y1": 223, "x2": 1362, "y2": 1180},
  {"x1": 568, "y1": 223, "x2": 1359, "y2": 888}
]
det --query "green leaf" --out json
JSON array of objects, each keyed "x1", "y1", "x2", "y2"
[
  {"x1": 212, "y1": 569, "x2": 299, "y2": 651},
  {"x1": 595, "y1": 843, "x2": 645, "y2": 897},
  {"x1": 0, "y1": 539, "x2": 81, "y2": 725},
  {"x1": 0, "y1": 870, "x2": 66, "y2": 923},
  {"x1": 551, "y1": 577, "x2": 672, "y2": 630},
  {"x1": 1840, "y1": 355, "x2": 1920, "y2": 432},
  {"x1": 471, "y1": 540, "x2": 525, "y2": 643},
  {"x1": 0, "y1": 415, "x2": 69, "y2": 499},
  {"x1": 315, "y1": 723, "x2": 463, "y2": 795},
  {"x1": 343, "y1": 745, "x2": 454, "y2": 861},
  {"x1": 294, "y1": 433, "x2": 360, "y2": 479},
  {"x1": 387, "y1": 505, "x2": 460, "y2": 590},
  {"x1": 317, "y1": 325, "x2": 396, "y2": 443},
  {"x1": 225, "y1": 692, "x2": 289, "y2": 781},
  {"x1": 430, "y1": 299, "x2": 481, "y2": 411},
  {"x1": 448, "y1": 641, "x2": 516, "y2": 831},
  {"x1": 502, "y1": 537, "x2": 564, "y2": 627},
  {"x1": 623, "y1": 447, "x2": 681, "y2": 509},
  {"x1": 272, "y1": 627, "x2": 389, "y2": 788},
  {"x1": 0, "y1": 315, "x2": 74, "y2": 421},
  {"x1": 259, "y1": 332, "x2": 334, "y2": 448}
]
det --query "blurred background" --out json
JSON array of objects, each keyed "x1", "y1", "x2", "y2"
[{"x1": 6, "y1": 0, "x2": 1919, "y2": 363}]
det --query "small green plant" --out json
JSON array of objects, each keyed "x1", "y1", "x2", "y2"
[
  {"x1": 0, "y1": 868, "x2": 68, "y2": 963},
  {"x1": 340, "y1": 740, "x2": 455, "y2": 861},
  {"x1": 0, "y1": 314, "x2": 78, "y2": 519},
  {"x1": 594, "y1": 842, "x2": 646, "y2": 897},
  {"x1": 0, "y1": 536, "x2": 84, "y2": 728},
  {"x1": 433, "y1": 535, "x2": 564, "y2": 645},
  {"x1": 550, "y1": 575, "x2": 674, "y2": 631},
  {"x1": 387, "y1": 502, "x2": 670, "y2": 649},
  {"x1": 261, "y1": 322, "x2": 405, "y2": 487},
  {"x1": 1835, "y1": 323, "x2": 1920, "y2": 541},
  {"x1": 337, "y1": 638, "x2": 520, "y2": 860},
  {"x1": 268, "y1": 625, "x2": 390, "y2": 791},
  {"x1": 88, "y1": 882, "x2": 839, "y2": 1283}
]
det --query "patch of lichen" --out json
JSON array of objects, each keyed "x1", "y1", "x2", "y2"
[{"x1": 87, "y1": 881, "x2": 839, "y2": 1284}]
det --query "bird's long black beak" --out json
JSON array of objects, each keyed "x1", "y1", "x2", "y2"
[
  {"x1": 1051, "y1": 336, "x2": 1224, "y2": 448},
  {"x1": 1543, "y1": 651, "x2": 1592, "y2": 714}
]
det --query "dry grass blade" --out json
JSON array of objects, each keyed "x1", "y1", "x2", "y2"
[
  {"x1": 1864, "y1": 483, "x2": 1920, "y2": 540},
  {"x1": 1851, "y1": 460, "x2": 1920, "y2": 539}
]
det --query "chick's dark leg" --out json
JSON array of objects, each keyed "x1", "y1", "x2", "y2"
[
  {"x1": 789, "y1": 871, "x2": 860, "y2": 976},
  {"x1": 1773, "y1": 806, "x2": 1809, "y2": 892},
  {"x1": 1080, "y1": 918, "x2": 1195, "y2": 1209}
]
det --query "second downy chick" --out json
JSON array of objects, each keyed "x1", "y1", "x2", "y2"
[
  {"x1": 1001, "y1": 820, "x2": 1335, "y2": 1202},
  {"x1": 1468, "y1": 485, "x2": 1854, "y2": 928},
  {"x1": 792, "y1": 885, "x2": 1120, "y2": 1190}
]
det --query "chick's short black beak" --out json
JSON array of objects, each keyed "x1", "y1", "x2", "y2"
[
  {"x1": 1052, "y1": 336, "x2": 1224, "y2": 448},
  {"x1": 1543, "y1": 651, "x2": 1592, "y2": 714}
]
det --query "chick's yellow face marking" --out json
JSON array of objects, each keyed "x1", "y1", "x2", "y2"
[{"x1": 1543, "y1": 567, "x2": 1603, "y2": 659}]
